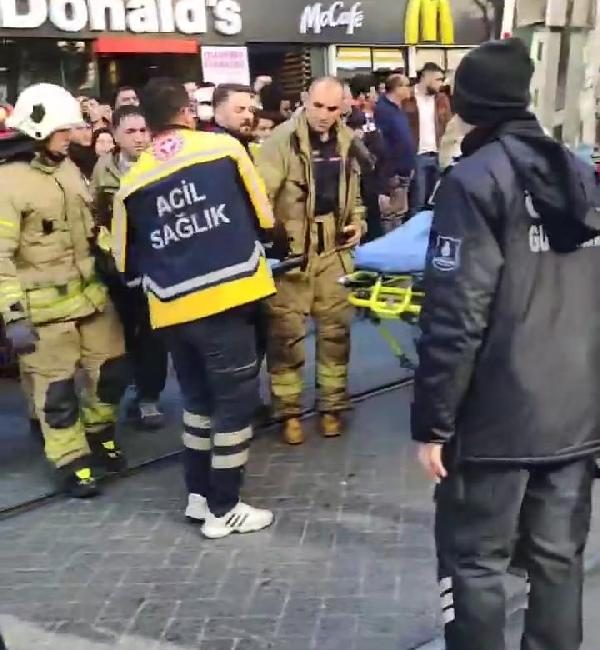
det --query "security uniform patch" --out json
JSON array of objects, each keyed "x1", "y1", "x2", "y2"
[{"x1": 432, "y1": 236, "x2": 462, "y2": 272}]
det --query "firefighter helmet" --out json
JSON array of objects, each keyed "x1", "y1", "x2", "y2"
[{"x1": 6, "y1": 83, "x2": 84, "y2": 140}]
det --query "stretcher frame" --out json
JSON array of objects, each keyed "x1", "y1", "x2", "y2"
[{"x1": 342, "y1": 270, "x2": 425, "y2": 370}]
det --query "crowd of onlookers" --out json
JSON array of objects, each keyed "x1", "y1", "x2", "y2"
[
  {"x1": 60, "y1": 62, "x2": 456, "y2": 236},
  {"x1": 0, "y1": 63, "x2": 456, "y2": 434},
  {"x1": 0, "y1": 63, "x2": 458, "y2": 431}
]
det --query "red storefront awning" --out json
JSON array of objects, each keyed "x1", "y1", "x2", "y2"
[{"x1": 94, "y1": 36, "x2": 199, "y2": 55}]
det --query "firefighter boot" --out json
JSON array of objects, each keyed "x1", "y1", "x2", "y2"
[
  {"x1": 282, "y1": 417, "x2": 305, "y2": 445},
  {"x1": 321, "y1": 413, "x2": 343, "y2": 438},
  {"x1": 89, "y1": 436, "x2": 128, "y2": 475},
  {"x1": 58, "y1": 459, "x2": 100, "y2": 499}
]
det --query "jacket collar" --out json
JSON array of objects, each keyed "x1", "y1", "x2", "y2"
[
  {"x1": 379, "y1": 95, "x2": 402, "y2": 111},
  {"x1": 31, "y1": 151, "x2": 64, "y2": 175},
  {"x1": 292, "y1": 110, "x2": 352, "y2": 157}
]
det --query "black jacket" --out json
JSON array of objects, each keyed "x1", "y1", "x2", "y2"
[{"x1": 411, "y1": 116, "x2": 600, "y2": 464}]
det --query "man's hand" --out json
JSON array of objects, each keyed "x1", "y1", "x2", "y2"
[
  {"x1": 378, "y1": 194, "x2": 392, "y2": 216},
  {"x1": 342, "y1": 224, "x2": 362, "y2": 248},
  {"x1": 417, "y1": 443, "x2": 448, "y2": 482},
  {"x1": 6, "y1": 319, "x2": 39, "y2": 355}
]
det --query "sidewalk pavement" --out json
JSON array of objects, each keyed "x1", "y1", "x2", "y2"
[
  {"x1": 0, "y1": 386, "x2": 599, "y2": 650},
  {"x1": 0, "y1": 319, "x2": 415, "y2": 512}
]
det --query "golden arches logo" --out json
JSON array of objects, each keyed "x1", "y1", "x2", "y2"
[{"x1": 405, "y1": 0, "x2": 455, "y2": 45}]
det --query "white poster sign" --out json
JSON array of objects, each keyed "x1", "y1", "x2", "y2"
[{"x1": 201, "y1": 46, "x2": 250, "y2": 86}]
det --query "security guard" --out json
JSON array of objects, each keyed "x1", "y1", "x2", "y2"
[
  {"x1": 113, "y1": 78, "x2": 276, "y2": 539},
  {"x1": 0, "y1": 84, "x2": 129, "y2": 498},
  {"x1": 412, "y1": 39, "x2": 600, "y2": 650},
  {"x1": 256, "y1": 77, "x2": 365, "y2": 445}
]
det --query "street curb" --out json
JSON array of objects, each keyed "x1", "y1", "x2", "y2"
[{"x1": 411, "y1": 548, "x2": 600, "y2": 650}]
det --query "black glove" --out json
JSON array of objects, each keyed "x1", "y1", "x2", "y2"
[
  {"x1": 263, "y1": 221, "x2": 291, "y2": 261},
  {"x1": 6, "y1": 319, "x2": 39, "y2": 355}
]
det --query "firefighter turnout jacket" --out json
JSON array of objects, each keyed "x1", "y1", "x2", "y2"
[
  {"x1": 0, "y1": 155, "x2": 107, "y2": 326},
  {"x1": 113, "y1": 128, "x2": 276, "y2": 329}
]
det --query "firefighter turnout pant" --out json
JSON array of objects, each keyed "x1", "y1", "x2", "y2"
[
  {"x1": 163, "y1": 305, "x2": 260, "y2": 516},
  {"x1": 19, "y1": 302, "x2": 128, "y2": 469},
  {"x1": 266, "y1": 215, "x2": 353, "y2": 418},
  {"x1": 435, "y1": 457, "x2": 596, "y2": 650}
]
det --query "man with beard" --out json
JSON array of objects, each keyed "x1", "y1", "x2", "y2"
[
  {"x1": 403, "y1": 62, "x2": 451, "y2": 212},
  {"x1": 213, "y1": 84, "x2": 256, "y2": 151}
]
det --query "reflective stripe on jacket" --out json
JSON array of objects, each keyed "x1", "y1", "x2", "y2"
[
  {"x1": 0, "y1": 156, "x2": 106, "y2": 325},
  {"x1": 113, "y1": 128, "x2": 276, "y2": 329}
]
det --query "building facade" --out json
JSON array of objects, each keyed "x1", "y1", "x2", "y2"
[{"x1": 0, "y1": 0, "x2": 496, "y2": 102}]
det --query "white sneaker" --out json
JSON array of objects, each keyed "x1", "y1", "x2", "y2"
[
  {"x1": 201, "y1": 501, "x2": 274, "y2": 539},
  {"x1": 185, "y1": 493, "x2": 209, "y2": 522}
]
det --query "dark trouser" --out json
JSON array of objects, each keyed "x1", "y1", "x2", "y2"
[
  {"x1": 163, "y1": 306, "x2": 260, "y2": 516},
  {"x1": 254, "y1": 301, "x2": 269, "y2": 367},
  {"x1": 363, "y1": 191, "x2": 383, "y2": 243},
  {"x1": 108, "y1": 280, "x2": 168, "y2": 403},
  {"x1": 410, "y1": 152, "x2": 440, "y2": 213},
  {"x1": 0, "y1": 631, "x2": 5, "y2": 650},
  {"x1": 435, "y1": 457, "x2": 595, "y2": 650}
]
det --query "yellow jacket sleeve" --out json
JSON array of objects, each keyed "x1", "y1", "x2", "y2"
[
  {"x1": 231, "y1": 140, "x2": 274, "y2": 230},
  {"x1": 254, "y1": 134, "x2": 288, "y2": 205},
  {"x1": 111, "y1": 192, "x2": 128, "y2": 274},
  {"x1": 0, "y1": 185, "x2": 26, "y2": 323}
]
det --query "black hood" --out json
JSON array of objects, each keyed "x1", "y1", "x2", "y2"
[
  {"x1": 0, "y1": 131, "x2": 35, "y2": 164},
  {"x1": 463, "y1": 115, "x2": 600, "y2": 253}
]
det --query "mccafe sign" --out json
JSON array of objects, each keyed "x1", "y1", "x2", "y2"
[
  {"x1": 0, "y1": 0, "x2": 242, "y2": 35},
  {"x1": 299, "y1": 1, "x2": 364, "y2": 35}
]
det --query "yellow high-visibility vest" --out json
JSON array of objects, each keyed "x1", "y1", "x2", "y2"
[{"x1": 405, "y1": 0, "x2": 455, "y2": 45}]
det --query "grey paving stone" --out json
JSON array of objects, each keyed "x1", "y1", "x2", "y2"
[
  {"x1": 1, "y1": 387, "x2": 599, "y2": 650},
  {"x1": 203, "y1": 616, "x2": 277, "y2": 640},
  {"x1": 162, "y1": 617, "x2": 205, "y2": 645},
  {"x1": 199, "y1": 641, "x2": 236, "y2": 650}
]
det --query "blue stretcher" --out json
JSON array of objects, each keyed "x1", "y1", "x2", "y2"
[{"x1": 341, "y1": 211, "x2": 433, "y2": 369}]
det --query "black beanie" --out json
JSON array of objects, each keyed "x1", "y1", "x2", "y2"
[{"x1": 453, "y1": 38, "x2": 534, "y2": 127}]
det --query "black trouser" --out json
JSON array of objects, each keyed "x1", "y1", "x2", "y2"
[
  {"x1": 254, "y1": 301, "x2": 269, "y2": 367},
  {"x1": 435, "y1": 457, "x2": 595, "y2": 650},
  {"x1": 363, "y1": 190, "x2": 383, "y2": 242},
  {"x1": 108, "y1": 280, "x2": 168, "y2": 403},
  {"x1": 163, "y1": 306, "x2": 260, "y2": 516}
]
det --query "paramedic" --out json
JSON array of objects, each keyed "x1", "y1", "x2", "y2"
[
  {"x1": 91, "y1": 105, "x2": 168, "y2": 430},
  {"x1": 256, "y1": 76, "x2": 365, "y2": 446},
  {"x1": 412, "y1": 38, "x2": 600, "y2": 650},
  {"x1": 0, "y1": 84, "x2": 129, "y2": 498},
  {"x1": 112, "y1": 78, "x2": 276, "y2": 539}
]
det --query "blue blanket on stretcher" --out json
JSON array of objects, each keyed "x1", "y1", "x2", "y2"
[{"x1": 355, "y1": 210, "x2": 433, "y2": 273}]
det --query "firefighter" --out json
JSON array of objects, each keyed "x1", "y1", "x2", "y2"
[
  {"x1": 412, "y1": 39, "x2": 600, "y2": 650},
  {"x1": 112, "y1": 78, "x2": 277, "y2": 539},
  {"x1": 255, "y1": 77, "x2": 365, "y2": 445},
  {"x1": 0, "y1": 84, "x2": 129, "y2": 498}
]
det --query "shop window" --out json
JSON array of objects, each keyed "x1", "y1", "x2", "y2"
[
  {"x1": 445, "y1": 48, "x2": 471, "y2": 73},
  {"x1": 335, "y1": 47, "x2": 407, "y2": 80},
  {"x1": 0, "y1": 39, "x2": 97, "y2": 103},
  {"x1": 414, "y1": 47, "x2": 445, "y2": 72}
]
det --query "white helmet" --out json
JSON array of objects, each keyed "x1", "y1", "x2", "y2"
[{"x1": 7, "y1": 83, "x2": 85, "y2": 140}]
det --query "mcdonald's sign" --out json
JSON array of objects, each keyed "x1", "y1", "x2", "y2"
[{"x1": 405, "y1": 0, "x2": 455, "y2": 45}]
